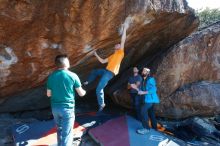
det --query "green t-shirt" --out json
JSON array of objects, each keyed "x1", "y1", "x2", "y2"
[{"x1": 47, "y1": 69, "x2": 81, "y2": 108}]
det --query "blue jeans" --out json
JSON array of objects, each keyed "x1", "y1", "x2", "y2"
[
  {"x1": 87, "y1": 69, "x2": 114, "y2": 108},
  {"x1": 140, "y1": 103, "x2": 157, "y2": 130},
  {"x1": 130, "y1": 93, "x2": 142, "y2": 121},
  {"x1": 52, "y1": 106, "x2": 75, "y2": 146}
]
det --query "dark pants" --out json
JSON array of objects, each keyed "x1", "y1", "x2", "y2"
[
  {"x1": 130, "y1": 93, "x2": 142, "y2": 121},
  {"x1": 141, "y1": 103, "x2": 157, "y2": 130}
]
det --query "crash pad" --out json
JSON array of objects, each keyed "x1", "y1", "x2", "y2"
[
  {"x1": 12, "y1": 112, "x2": 118, "y2": 146},
  {"x1": 89, "y1": 115, "x2": 187, "y2": 146}
]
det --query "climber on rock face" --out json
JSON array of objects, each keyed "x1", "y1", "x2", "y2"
[{"x1": 83, "y1": 22, "x2": 129, "y2": 112}]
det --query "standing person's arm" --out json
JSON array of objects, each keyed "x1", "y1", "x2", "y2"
[
  {"x1": 138, "y1": 78, "x2": 148, "y2": 95},
  {"x1": 47, "y1": 89, "x2": 52, "y2": 97},
  {"x1": 74, "y1": 74, "x2": 86, "y2": 97},
  {"x1": 129, "y1": 83, "x2": 139, "y2": 91},
  {"x1": 138, "y1": 90, "x2": 148, "y2": 95},
  {"x1": 135, "y1": 81, "x2": 141, "y2": 88},
  {"x1": 131, "y1": 84, "x2": 139, "y2": 91},
  {"x1": 94, "y1": 51, "x2": 108, "y2": 64},
  {"x1": 128, "y1": 77, "x2": 139, "y2": 91},
  {"x1": 76, "y1": 87, "x2": 86, "y2": 96}
]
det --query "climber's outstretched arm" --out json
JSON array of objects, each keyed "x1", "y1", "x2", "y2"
[{"x1": 120, "y1": 23, "x2": 129, "y2": 49}]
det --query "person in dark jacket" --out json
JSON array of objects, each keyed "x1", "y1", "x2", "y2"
[
  {"x1": 128, "y1": 67, "x2": 142, "y2": 120},
  {"x1": 136, "y1": 67, "x2": 160, "y2": 135}
]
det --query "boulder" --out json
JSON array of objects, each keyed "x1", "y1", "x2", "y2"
[
  {"x1": 154, "y1": 22, "x2": 220, "y2": 118},
  {"x1": 160, "y1": 116, "x2": 220, "y2": 145},
  {"x1": 154, "y1": 22, "x2": 220, "y2": 99},
  {"x1": 157, "y1": 81, "x2": 220, "y2": 118},
  {"x1": 0, "y1": 0, "x2": 198, "y2": 112}
]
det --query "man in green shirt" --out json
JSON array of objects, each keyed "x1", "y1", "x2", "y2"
[{"x1": 47, "y1": 54, "x2": 86, "y2": 146}]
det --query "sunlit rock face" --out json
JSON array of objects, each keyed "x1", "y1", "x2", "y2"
[
  {"x1": 157, "y1": 81, "x2": 220, "y2": 118},
  {"x1": 109, "y1": 22, "x2": 220, "y2": 118},
  {"x1": 154, "y1": 22, "x2": 220, "y2": 118},
  {"x1": 154, "y1": 22, "x2": 220, "y2": 100},
  {"x1": 0, "y1": 0, "x2": 198, "y2": 112}
]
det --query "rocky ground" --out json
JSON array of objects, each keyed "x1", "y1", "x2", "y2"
[{"x1": 0, "y1": 97, "x2": 220, "y2": 146}]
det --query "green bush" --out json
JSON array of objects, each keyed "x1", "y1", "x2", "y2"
[{"x1": 196, "y1": 8, "x2": 220, "y2": 28}]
